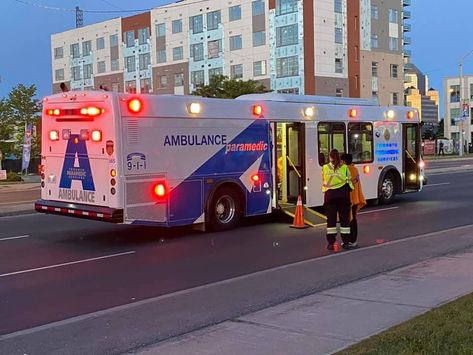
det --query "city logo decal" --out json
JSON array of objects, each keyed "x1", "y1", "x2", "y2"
[{"x1": 59, "y1": 134, "x2": 96, "y2": 203}]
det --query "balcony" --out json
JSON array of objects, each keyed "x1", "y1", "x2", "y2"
[
  {"x1": 404, "y1": 49, "x2": 412, "y2": 57},
  {"x1": 403, "y1": 10, "x2": 411, "y2": 19},
  {"x1": 403, "y1": 0, "x2": 411, "y2": 6},
  {"x1": 403, "y1": 23, "x2": 411, "y2": 32},
  {"x1": 403, "y1": 35, "x2": 412, "y2": 45}
]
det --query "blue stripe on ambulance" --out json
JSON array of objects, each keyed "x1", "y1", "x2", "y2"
[{"x1": 167, "y1": 120, "x2": 271, "y2": 226}]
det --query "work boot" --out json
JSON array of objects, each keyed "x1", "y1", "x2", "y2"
[{"x1": 327, "y1": 243, "x2": 334, "y2": 251}]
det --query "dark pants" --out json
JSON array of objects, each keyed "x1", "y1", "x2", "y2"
[
  {"x1": 350, "y1": 204, "x2": 358, "y2": 243},
  {"x1": 324, "y1": 186, "x2": 351, "y2": 245}
]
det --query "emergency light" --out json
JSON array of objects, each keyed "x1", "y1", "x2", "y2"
[
  {"x1": 128, "y1": 98, "x2": 143, "y2": 113},
  {"x1": 406, "y1": 111, "x2": 415, "y2": 120},
  {"x1": 348, "y1": 109, "x2": 358, "y2": 118}
]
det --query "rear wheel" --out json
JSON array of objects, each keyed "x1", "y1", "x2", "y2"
[
  {"x1": 208, "y1": 187, "x2": 241, "y2": 231},
  {"x1": 379, "y1": 173, "x2": 396, "y2": 204}
]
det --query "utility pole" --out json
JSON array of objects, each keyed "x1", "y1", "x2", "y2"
[{"x1": 459, "y1": 49, "x2": 473, "y2": 156}]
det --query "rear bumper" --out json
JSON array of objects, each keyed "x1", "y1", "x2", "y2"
[{"x1": 35, "y1": 199, "x2": 123, "y2": 223}]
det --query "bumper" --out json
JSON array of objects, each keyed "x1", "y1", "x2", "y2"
[{"x1": 35, "y1": 199, "x2": 123, "y2": 223}]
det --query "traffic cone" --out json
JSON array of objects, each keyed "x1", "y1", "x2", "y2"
[{"x1": 290, "y1": 195, "x2": 309, "y2": 229}]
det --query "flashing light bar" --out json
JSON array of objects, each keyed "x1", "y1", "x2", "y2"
[{"x1": 46, "y1": 106, "x2": 104, "y2": 118}]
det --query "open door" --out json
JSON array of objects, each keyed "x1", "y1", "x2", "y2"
[
  {"x1": 403, "y1": 123, "x2": 421, "y2": 190},
  {"x1": 275, "y1": 122, "x2": 305, "y2": 206}
]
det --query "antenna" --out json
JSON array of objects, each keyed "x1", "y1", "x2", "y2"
[{"x1": 75, "y1": 6, "x2": 83, "y2": 28}]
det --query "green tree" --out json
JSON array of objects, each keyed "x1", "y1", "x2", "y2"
[
  {"x1": 437, "y1": 118, "x2": 445, "y2": 139},
  {"x1": 192, "y1": 75, "x2": 269, "y2": 99},
  {"x1": 0, "y1": 98, "x2": 15, "y2": 157},
  {"x1": 7, "y1": 84, "x2": 42, "y2": 159}
]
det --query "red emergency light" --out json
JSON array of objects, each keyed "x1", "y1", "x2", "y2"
[
  {"x1": 128, "y1": 98, "x2": 143, "y2": 113},
  {"x1": 153, "y1": 182, "x2": 167, "y2": 199},
  {"x1": 252, "y1": 105, "x2": 264, "y2": 117}
]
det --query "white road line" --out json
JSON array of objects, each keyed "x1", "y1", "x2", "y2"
[
  {"x1": 359, "y1": 206, "x2": 399, "y2": 215},
  {"x1": 2, "y1": 223, "x2": 473, "y2": 342},
  {"x1": 0, "y1": 251, "x2": 136, "y2": 278},
  {"x1": 0, "y1": 235, "x2": 30, "y2": 242},
  {"x1": 423, "y1": 182, "x2": 451, "y2": 187}
]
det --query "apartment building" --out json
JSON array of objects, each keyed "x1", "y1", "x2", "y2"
[
  {"x1": 444, "y1": 75, "x2": 473, "y2": 147},
  {"x1": 51, "y1": 0, "x2": 410, "y2": 105}
]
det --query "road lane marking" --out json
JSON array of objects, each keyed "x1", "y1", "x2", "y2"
[
  {"x1": 0, "y1": 235, "x2": 30, "y2": 242},
  {"x1": 2, "y1": 223, "x2": 473, "y2": 341},
  {"x1": 423, "y1": 182, "x2": 451, "y2": 187},
  {"x1": 359, "y1": 207, "x2": 399, "y2": 215},
  {"x1": 0, "y1": 251, "x2": 136, "y2": 278}
]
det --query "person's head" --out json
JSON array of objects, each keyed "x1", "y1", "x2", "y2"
[
  {"x1": 329, "y1": 149, "x2": 341, "y2": 169},
  {"x1": 341, "y1": 153, "x2": 353, "y2": 165}
]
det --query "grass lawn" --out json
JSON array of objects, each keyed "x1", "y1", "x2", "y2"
[{"x1": 338, "y1": 292, "x2": 473, "y2": 355}]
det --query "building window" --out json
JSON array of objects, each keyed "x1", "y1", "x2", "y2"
[
  {"x1": 230, "y1": 35, "x2": 242, "y2": 51},
  {"x1": 83, "y1": 64, "x2": 93, "y2": 79},
  {"x1": 139, "y1": 53, "x2": 150, "y2": 70},
  {"x1": 253, "y1": 31, "x2": 266, "y2": 46},
  {"x1": 141, "y1": 78, "x2": 151, "y2": 93},
  {"x1": 335, "y1": 28, "x2": 343, "y2": 44},
  {"x1": 191, "y1": 43, "x2": 204, "y2": 61},
  {"x1": 391, "y1": 92, "x2": 399, "y2": 105},
  {"x1": 207, "y1": 10, "x2": 221, "y2": 31},
  {"x1": 191, "y1": 70, "x2": 205, "y2": 86},
  {"x1": 371, "y1": 62, "x2": 378, "y2": 77},
  {"x1": 231, "y1": 64, "x2": 243, "y2": 79},
  {"x1": 371, "y1": 34, "x2": 378, "y2": 49},
  {"x1": 371, "y1": 5, "x2": 378, "y2": 19},
  {"x1": 111, "y1": 59, "x2": 119, "y2": 71},
  {"x1": 388, "y1": 9, "x2": 398, "y2": 24},
  {"x1": 277, "y1": 88, "x2": 299, "y2": 94},
  {"x1": 335, "y1": 58, "x2": 343, "y2": 73},
  {"x1": 96, "y1": 37, "x2": 105, "y2": 50},
  {"x1": 208, "y1": 40, "x2": 222, "y2": 59},
  {"x1": 72, "y1": 66, "x2": 81, "y2": 81},
  {"x1": 190, "y1": 15, "x2": 203, "y2": 34},
  {"x1": 334, "y1": 0, "x2": 342, "y2": 13},
  {"x1": 71, "y1": 43, "x2": 80, "y2": 59},
  {"x1": 174, "y1": 73, "x2": 184, "y2": 86},
  {"x1": 229, "y1": 5, "x2": 241, "y2": 21},
  {"x1": 336, "y1": 88, "x2": 343, "y2": 97},
  {"x1": 252, "y1": 0, "x2": 265, "y2": 16},
  {"x1": 110, "y1": 34, "x2": 118, "y2": 47},
  {"x1": 470, "y1": 83, "x2": 473, "y2": 100},
  {"x1": 125, "y1": 56, "x2": 136, "y2": 72},
  {"x1": 97, "y1": 61, "x2": 106, "y2": 73},
  {"x1": 125, "y1": 31, "x2": 135, "y2": 47},
  {"x1": 450, "y1": 108, "x2": 460, "y2": 118},
  {"x1": 172, "y1": 19, "x2": 182, "y2": 34},
  {"x1": 390, "y1": 64, "x2": 398, "y2": 78},
  {"x1": 276, "y1": 0, "x2": 297, "y2": 16},
  {"x1": 173, "y1": 46, "x2": 183, "y2": 61},
  {"x1": 209, "y1": 67, "x2": 223, "y2": 78},
  {"x1": 276, "y1": 24, "x2": 298, "y2": 47},
  {"x1": 389, "y1": 37, "x2": 398, "y2": 51},
  {"x1": 253, "y1": 60, "x2": 267, "y2": 76},
  {"x1": 55, "y1": 69, "x2": 64, "y2": 81},
  {"x1": 157, "y1": 49, "x2": 167, "y2": 63},
  {"x1": 158, "y1": 75, "x2": 167, "y2": 88},
  {"x1": 54, "y1": 47, "x2": 63, "y2": 59},
  {"x1": 126, "y1": 80, "x2": 136, "y2": 93},
  {"x1": 348, "y1": 123, "x2": 374, "y2": 163},
  {"x1": 138, "y1": 27, "x2": 150, "y2": 45},
  {"x1": 372, "y1": 91, "x2": 378, "y2": 99},
  {"x1": 450, "y1": 85, "x2": 460, "y2": 103},
  {"x1": 82, "y1": 41, "x2": 92, "y2": 56},
  {"x1": 276, "y1": 56, "x2": 298, "y2": 78}
]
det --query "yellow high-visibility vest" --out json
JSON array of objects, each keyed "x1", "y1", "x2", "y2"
[{"x1": 322, "y1": 163, "x2": 354, "y2": 192}]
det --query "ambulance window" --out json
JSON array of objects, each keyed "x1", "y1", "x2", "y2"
[
  {"x1": 348, "y1": 122, "x2": 373, "y2": 163},
  {"x1": 317, "y1": 122, "x2": 346, "y2": 166}
]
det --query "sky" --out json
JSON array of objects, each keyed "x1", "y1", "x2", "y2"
[{"x1": 1, "y1": 0, "x2": 473, "y2": 118}]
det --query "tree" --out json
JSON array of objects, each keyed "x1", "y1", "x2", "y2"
[
  {"x1": 437, "y1": 119, "x2": 445, "y2": 139},
  {"x1": 192, "y1": 75, "x2": 268, "y2": 99},
  {"x1": 0, "y1": 98, "x2": 15, "y2": 157},
  {"x1": 7, "y1": 84, "x2": 42, "y2": 159}
]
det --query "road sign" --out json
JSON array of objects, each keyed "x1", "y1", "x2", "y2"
[{"x1": 0, "y1": 170, "x2": 6, "y2": 180}]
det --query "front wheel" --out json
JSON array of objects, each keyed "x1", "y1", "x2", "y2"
[
  {"x1": 379, "y1": 173, "x2": 396, "y2": 204},
  {"x1": 208, "y1": 187, "x2": 241, "y2": 231}
]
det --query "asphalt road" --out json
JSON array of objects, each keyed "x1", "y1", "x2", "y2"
[
  {"x1": 1, "y1": 170, "x2": 473, "y2": 354},
  {"x1": 426, "y1": 157, "x2": 473, "y2": 170}
]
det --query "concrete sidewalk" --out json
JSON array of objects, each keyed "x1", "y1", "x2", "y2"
[
  {"x1": 137, "y1": 248, "x2": 473, "y2": 355},
  {"x1": 0, "y1": 182, "x2": 40, "y2": 217}
]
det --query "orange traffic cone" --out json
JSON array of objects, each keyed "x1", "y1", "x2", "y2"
[{"x1": 290, "y1": 195, "x2": 309, "y2": 229}]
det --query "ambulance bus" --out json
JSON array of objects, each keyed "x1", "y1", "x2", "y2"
[{"x1": 35, "y1": 91, "x2": 424, "y2": 231}]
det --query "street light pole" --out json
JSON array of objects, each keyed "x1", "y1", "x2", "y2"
[{"x1": 459, "y1": 49, "x2": 473, "y2": 156}]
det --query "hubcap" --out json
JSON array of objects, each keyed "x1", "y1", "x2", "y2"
[
  {"x1": 215, "y1": 195, "x2": 235, "y2": 224},
  {"x1": 382, "y1": 179, "x2": 394, "y2": 200}
]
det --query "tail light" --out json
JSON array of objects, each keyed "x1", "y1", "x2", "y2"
[
  {"x1": 91, "y1": 130, "x2": 102, "y2": 142},
  {"x1": 251, "y1": 173, "x2": 262, "y2": 192},
  {"x1": 251, "y1": 174, "x2": 260, "y2": 182},
  {"x1": 153, "y1": 182, "x2": 167, "y2": 199}
]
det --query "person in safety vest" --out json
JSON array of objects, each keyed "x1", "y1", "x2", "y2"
[
  {"x1": 341, "y1": 153, "x2": 366, "y2": 248},
  {"x1": 322, "y1": 149, "x2": 354, "y2": 251}
]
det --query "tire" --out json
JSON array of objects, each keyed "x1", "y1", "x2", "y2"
[
  {"x1": 208, "y1": 187, "x2": 241, "y2": 231},
  {"x1": 379, "y1": 173, "x2": 396, "y2": 205}
]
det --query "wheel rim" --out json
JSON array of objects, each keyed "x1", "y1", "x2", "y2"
[
  {"x1": 382, "y1": 179, "x2": 394, "y2": 200},
  {"x1": 215, "y1": 195, "x2": 235, "y2": 224}
]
